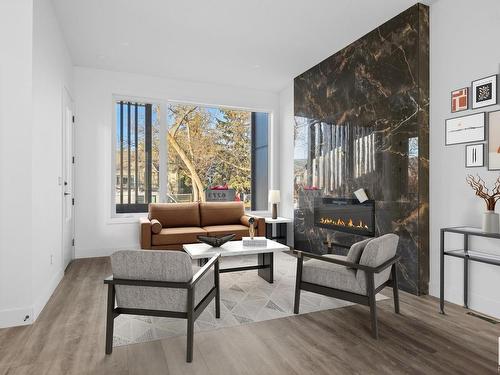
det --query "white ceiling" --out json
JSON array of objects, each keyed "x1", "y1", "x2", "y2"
[{"x1": 52, "y1": 0, "x2": 421, "y2": 92}]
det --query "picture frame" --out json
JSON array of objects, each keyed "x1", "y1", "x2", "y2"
[
  {"x1": 451, "y1": 87, "x2": 468, "y2": 113},
  {"x1": 445, "y1": 112, "x2": 485, "y2": 146},
  {"x1": 488, "y1": 110, "x2": 500, "y2": 170},
  {"x1": 465, "y1": 143, "x2": 484, "y2": 167},
  {"x1": 471, "y1": 74, "x2": 497, "y2": 109}
]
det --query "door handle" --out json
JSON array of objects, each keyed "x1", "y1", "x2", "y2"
[{"x1": 64, "y1": 192, "x2": 71, "y2": 196}]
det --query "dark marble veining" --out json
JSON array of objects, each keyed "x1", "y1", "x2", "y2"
[{"x1": 293, "y1": 4, "x2": 429, "y2": 295}]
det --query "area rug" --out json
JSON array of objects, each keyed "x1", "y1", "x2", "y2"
[{"x1": 113, "y1": 251, "x2": 388, "y2": 347}]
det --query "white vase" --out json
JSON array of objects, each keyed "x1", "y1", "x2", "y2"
[{"x1": 482, "y1": 211, "x2": 500, "y2": 233}]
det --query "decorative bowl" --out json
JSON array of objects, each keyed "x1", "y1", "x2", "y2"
[{"x1": 197, "y1": 234, "x2": 236, "y2": 247}]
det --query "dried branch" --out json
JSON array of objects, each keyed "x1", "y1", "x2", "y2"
[{"x1": 466, "y1": 174, "x2": 500, "y2": 211}]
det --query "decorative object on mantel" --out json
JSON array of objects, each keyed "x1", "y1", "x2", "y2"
[
  {"x1": 353, "y1": 188, "x2": 369, "y2": 203},
  {"x1": 451, "y1": 87, "x2": 469, "y2": 113},
  {"x1": 488, "y1": 110, "x2": 500, "y2": 171},
  {"x1": 269, "y1": 190, "x2": 280, "y2": 219},
  {"x1": 466, "y1": 174, "x2": 500, "y2": 233},
  {"x1": 471, "y1": 74, "x2": 497, "y2": 109},
  {"x1": 445, "y1": 112, "x2": 485, "y2": 145},
  {"x1": 465, "y1": 143, "x2": 484, "y2": 168},
  {"x1": 197, "y1": 234, "x2": 235, "y2": 247}
]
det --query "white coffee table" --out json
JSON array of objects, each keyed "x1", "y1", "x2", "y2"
[{"x1": 183, "y1": 239, "x2": 289, "y2": 283}]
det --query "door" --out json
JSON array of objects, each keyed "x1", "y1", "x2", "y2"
[{"x1": 62, "y1": 88, "x2": 75, "y2": 270}]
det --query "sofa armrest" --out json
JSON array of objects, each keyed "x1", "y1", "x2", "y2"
[
  {"x1": 139, "y1": 217, "x2": 152, "y2": 249},
  {"x1": 241, "y1": 215, "x2": 266, "y2": 237}
]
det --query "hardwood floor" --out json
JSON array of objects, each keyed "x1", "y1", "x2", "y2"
[{"x1": 1, "y1": 257, "x2": 499, "y2": 374}]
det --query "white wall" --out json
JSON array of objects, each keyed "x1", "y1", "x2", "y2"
[
  {"x1": 279, "y1": 83, "x2": 295, "y2": 246},
  {"x1": 0, "y1": 0, "x2": 73, "y2": 328},
  {"x1": 73, "y1": 67, "x2": 280, "y2": 258},
  {"x1": 32, "y1": 0, "x2": 74, "y2": 318},
  {"x1": 430, "y1": 0, "x2": 500, "y2": 318},
  {"x1": 0, "y1": 0, "x2": 34, "y2": 327}
]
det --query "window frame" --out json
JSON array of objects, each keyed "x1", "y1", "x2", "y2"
[{"x1": 110, "y1": 95, "x2": 273, "y2": 220}]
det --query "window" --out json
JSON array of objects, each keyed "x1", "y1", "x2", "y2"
[
  {"x1": 115, "y1": 101, "x2": 160, "y2": 213},
  {"x1": 114, "y1": 99, "x2": 269, "y2": 213}
]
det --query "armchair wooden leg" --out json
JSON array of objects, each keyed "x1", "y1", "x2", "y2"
[
  {"x1": 186, "y1": 289, "x2": 195, "y2": 362},
  {"x1": 294, "y1": 256, "x2": 303, "y2": 314},
  {"x1": 391, "y1": 264, "x2": 400, "y2": 314},
  {"x1": 367, "y1": 273, "x2": 379, "y2": 339},
  {"x1": 105, "y1": 284, "x2": 116, "y2": 354},
  {"x1": 215, "y1": 260, "x2": 220, "y2": 319}
]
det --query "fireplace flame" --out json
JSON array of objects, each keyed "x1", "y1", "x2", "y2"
[{"x1": 319, "y1": 217, "x2": 369, "y2": 230}]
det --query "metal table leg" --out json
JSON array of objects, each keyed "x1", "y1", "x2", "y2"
[
  {"x1": 257, "y1": 252, "x2": 274, "y2": 283},
  {"x1": 463, "y1": 234, "x2": 469, "y2": 309},
  {"x1": 440, "y1": 229, "x2": 445, "y2": 314}
]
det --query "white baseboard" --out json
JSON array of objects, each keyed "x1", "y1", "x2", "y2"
[
  {"x1": 429, "y1": 282, "x2": 500, "y2": 319},
  {"x1": 33, "y1": 269, "x2": 64, "y2": 320},
  {"x1": 0, "y1": 307, "x2": 34, "y2": 329},
  {"x1": 75, "y1": 245, "x2": 140, "y2": 259}
]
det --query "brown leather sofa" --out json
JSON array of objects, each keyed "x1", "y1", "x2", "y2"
[{"x1": 140, "y1": 202, "x2": 266, "y2": 250}]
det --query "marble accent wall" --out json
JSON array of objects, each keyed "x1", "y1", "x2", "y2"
[{"x1": 293, "y1": 4, "x2": 429, "y2": 294}]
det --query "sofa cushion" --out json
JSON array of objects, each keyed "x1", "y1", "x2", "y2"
[
  {"x1": 149, "y1": 203, "x2": 200, "y2": 228},
  {"x1": 199, "y1": 202, "x2": 245, "y2": 227},
  {"x1": 150, "y1": 219, "x2": 162, "y2": 234},
  {"x1": 152, "y1": 227, "x2": 207, "y2": 246},
  {"x1": 202, "y1": 224, "x2": 250, "y2": 240}
]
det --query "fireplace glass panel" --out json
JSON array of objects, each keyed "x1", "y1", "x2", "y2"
[{"x1": 314, "y1": 198, "x2": 375, "y2": 236}]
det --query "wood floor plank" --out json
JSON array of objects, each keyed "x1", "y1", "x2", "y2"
[{"x1": 0, "y1": 257, "x2": 498, "y2": 374}]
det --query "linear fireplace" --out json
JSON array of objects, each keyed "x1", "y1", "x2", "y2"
[{"x1": 314, "y1": 197, "x2": 375, "y2": 237}]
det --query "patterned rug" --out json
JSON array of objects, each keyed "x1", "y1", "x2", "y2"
[{"x1": 113, "y1": 251, "x2": 388, "y2": 347}]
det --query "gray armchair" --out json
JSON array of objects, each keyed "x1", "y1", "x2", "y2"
[
  {"x1": 294, "y1": 234, "x2": 400, "y2": 339},
  {"x1": 104, "y1": 250, "x2": 220, "y2": 362}
]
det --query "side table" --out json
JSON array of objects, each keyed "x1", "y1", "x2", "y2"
[{"x1": 265, "y1": 217, "x2": 292, "y2": 245}]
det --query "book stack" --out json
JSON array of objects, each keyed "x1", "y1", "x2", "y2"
[{"x1": 242, "y1": 237, "x2": 267, "y2": 247}]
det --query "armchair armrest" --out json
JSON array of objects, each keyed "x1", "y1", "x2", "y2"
[
  {"x1": 189, "y1": 253, "x2": 220, "y2": 288},
  {"x1": 139, "y1": 216, "x2": 152, "y2": 249},
  {"x1": 293, "y1": 250, "x2": 399, "y2": 274},
  {"x1": 104, "y1": 275, "x2": 190, "y2": 289}
]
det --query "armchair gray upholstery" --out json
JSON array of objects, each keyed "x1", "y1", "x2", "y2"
[
  {"x1": 302, "y1": 234, "x2": 398, "y2": 295},
  {"x1": 111, "y1": 250, "x2": 214, "y2": 312},
  {"x1": 294, "y1": 234, "x2": 400, "y2": 339},
  {"x1": 104, "y1": 249, "x2": 220, "y2": 362},
  {"x1": 356, "y1": 234, "x2": 399, "y2": 292}
]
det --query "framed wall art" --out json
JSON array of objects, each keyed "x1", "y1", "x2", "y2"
[
  {"x1": 465, "y1": 143, "x2": 484, "y2": 167},
  {"x1": 445, "y1": 112, "x2": 485, "y2": 145},
  {"x1": 451, "y1": 87, "x2": 468, "y2": 112},
  {"x1": 488, "y1": 110, "x2": 500, "y2": 170},
  {"x1": 471, "y1": 74, "x2": 497, "y2": 109}
]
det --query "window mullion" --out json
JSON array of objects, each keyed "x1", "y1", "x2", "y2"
[
  {"x1": 159, "y1": 102, "x2": 168, "y2": 203},
  {"x1": 145, "y1": 104, "x2": 152, "y2": 204},
  {"x1": 135, "y1": 103, "x2": 138, "y2": 204},
  {"x1": 119, "y1": 101, "x2": 124, "y2": 205}
]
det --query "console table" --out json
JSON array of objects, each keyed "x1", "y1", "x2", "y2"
[{"x1": 440, "y1": 226, "x2": 500, "y2": 314}]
